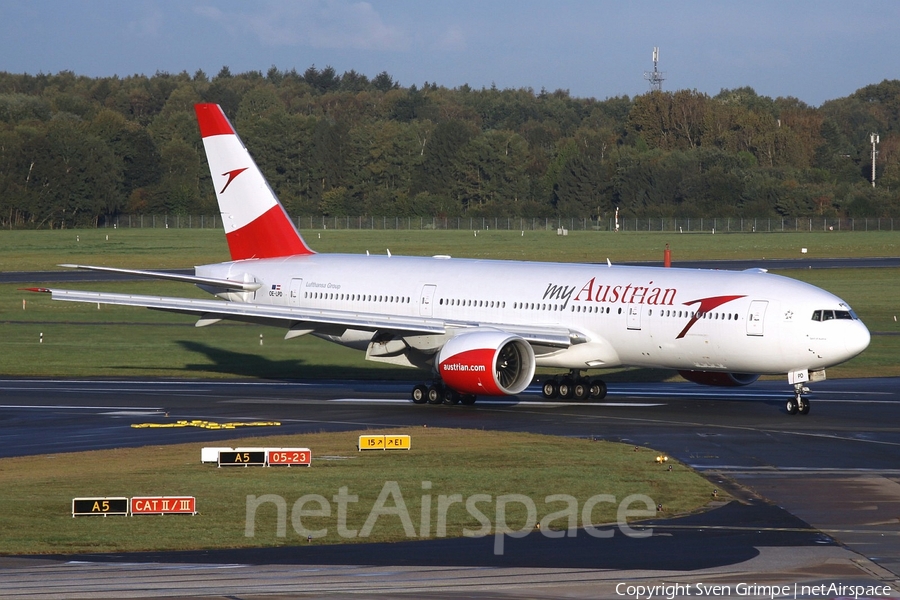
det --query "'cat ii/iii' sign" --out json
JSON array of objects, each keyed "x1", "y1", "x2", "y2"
[{"x1": 72, "y1": 496, "x2": 196, "y2": 516}]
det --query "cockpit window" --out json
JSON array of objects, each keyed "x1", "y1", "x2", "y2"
[{"x1": 812, "y1": 309, "x2": 855, "y2": 321}]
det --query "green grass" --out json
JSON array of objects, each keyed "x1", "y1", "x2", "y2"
[
  {"x1": 0, "y1": 229, "x2": 229, "y2": 271},
  {"x1": 1, "y1": 228, "x2": 899, "y2": 271},
  {"x1": 0, "y1": 428, "x2": 719, "y2": 555}
]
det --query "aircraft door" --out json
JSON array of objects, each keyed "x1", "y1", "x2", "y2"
[
  {"x1": 419, "y1": 284, "x2": 437, "y2": 317},
  {"x1": 289, "y1": 278, "x2": 303, "y2": 307},
  {"x1": 747, "y1": 300, "x2": 767, "y2": 336},
  {"x1": 626, "y1": 305, "x2": 642, "y2": 330}
]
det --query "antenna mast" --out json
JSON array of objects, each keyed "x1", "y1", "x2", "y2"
[
  {"x1": 644, "y1": 47, "x2": 665, "y2": 91},
  {"x1": 870, "y1": 133, "x2": 880, "y2": 187}
]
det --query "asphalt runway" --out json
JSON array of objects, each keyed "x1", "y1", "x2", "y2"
[{"x1": 1, "y1": 377, "x2": 899, "y2": 599}]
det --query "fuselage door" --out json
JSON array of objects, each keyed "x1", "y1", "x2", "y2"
[
  {"x1": 419, "y1": 284, "x2": 437, "y2": 317},
  {"x1": 289, "y1": 278, "x2": 303, "y2": 307},
  {"x1": 747, "y1": 300, "x2": 767, "y2": 336},
  {"x1": 626, "y1": 305, "x2": 642, "y2": 330}
]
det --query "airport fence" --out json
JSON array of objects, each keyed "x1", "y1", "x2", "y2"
[{"x1": 101, "y1": 214, "x2": 898, "y2": 233}]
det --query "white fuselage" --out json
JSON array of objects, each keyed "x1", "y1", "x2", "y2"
[{"x1": 196, "y1": 253, "x2": 870, "y2": 376}]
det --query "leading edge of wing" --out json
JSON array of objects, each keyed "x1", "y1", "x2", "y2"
[
  {"x1": 29, "y1": 288, "x2": 575, "y2": 347},
  {"x1": 58, "y1": 264, "x2": 262, "y2": 292}
]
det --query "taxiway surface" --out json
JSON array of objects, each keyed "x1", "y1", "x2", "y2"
[{"x1": 1, "y1": 377, "x2": 899, "y2": 598}]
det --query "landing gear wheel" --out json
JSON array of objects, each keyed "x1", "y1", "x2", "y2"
[
  {"x1": 573, "y1": 378, "x2": 590, "y2": 401},
  {"x1": 589, "y1": 379, "x2": 607, "y2": 400},
  {"x1": 541, "y1": 379, "x2": 558, "y2": 399},
  {"x1": 427, "y1": 384, "x2": 443, "y2": 405},
  {"x1": 558, "y1": 378, "x2": 575, "y2": 400},
  {"x1": 460, "y1": 394, "x2": 477, "y2": 405},
  {"x1": 786, "y1": 397, "x2": 799, "y2": 415},
  {"x1": 798, "y1": 397, "x2": 810, "y2": 415},
  {"x1": 411, "y1": 384, "x2": 428, "y2": 404},
  {"x1": 443, "y1": 388, "x2": 460, "y2": 405}
]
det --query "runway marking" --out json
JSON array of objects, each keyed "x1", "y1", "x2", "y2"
[
  {"x1": 602, "y1": 390, "x2": 894, "y2": 401},
  {"x1": 327, "y1": 398, "x2": 666, "y2": 407},
  {"x1": 0, "y1": 378, "x2": 312, "y2": 387},
  {"x1": 697, "y1": 466, "x2": 900, "y2": 475},
  {"x1": 471, "y1": 405, "x2": 900, "y2": 449},
  {"x1": 328, "y1": 399, "x2": 413, "y2": 404},
  {"x1": 0, "y1": 404, "x2": 164, "y2": 411}
]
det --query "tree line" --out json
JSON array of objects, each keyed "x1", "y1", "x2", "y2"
[{"x1": 1, "y1": 66, "x2": 898, "y2": 229}]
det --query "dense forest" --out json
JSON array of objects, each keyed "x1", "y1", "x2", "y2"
[{"x1": 1, "y1": 66, "x2": 899, "y2": 228}]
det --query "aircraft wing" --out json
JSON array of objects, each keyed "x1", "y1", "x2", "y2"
[{"x1": 29, "y1": 288, "x2": 577, "y2": 347}]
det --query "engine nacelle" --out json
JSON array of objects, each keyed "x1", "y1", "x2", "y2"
[
  {"x1": 678, "y1": 370, "x2": 760, "y2": 387},
  {"x1": 437, "y1": 331, "x2": 535, "y2": 396}
]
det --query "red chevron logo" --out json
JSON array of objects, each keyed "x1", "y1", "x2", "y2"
[
  {"x1": 219, "y1": 167, "x2": 249, "y2": 194},
  {"x1": 676, "y1": 294, "x2": 746, "y2": 339}
]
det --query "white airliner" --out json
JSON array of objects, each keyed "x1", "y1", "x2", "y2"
[{"x1": 32, "y1": 104, "x2": 870, "y2": 415}]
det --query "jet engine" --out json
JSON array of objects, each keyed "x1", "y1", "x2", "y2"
[
  {"x1": 678, "y1": 370, "x2": 760, "y2": 387},
  {"x1": 437, "y1": 330, "x2": 535, "y2": 396}
]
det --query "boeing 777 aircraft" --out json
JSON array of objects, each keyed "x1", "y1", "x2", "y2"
[{"x1": 32, "y1": 104, "x2": 870, "y2": 415}]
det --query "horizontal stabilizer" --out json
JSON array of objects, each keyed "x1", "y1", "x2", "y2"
[{"x1": 58, "y1": 264, "x2": 262, "y2": 292}]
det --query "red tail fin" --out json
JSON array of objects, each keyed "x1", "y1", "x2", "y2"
[{"x1": 194, "y1": 103, "x2": 314, "y2": 260}]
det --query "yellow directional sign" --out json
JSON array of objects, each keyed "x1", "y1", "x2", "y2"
[
  {"x1": 358, "y1": 435, "x2": 385, "y2": 450},
  {"x1": 385, "y1": 434, "x2": 411, "y2": 450},
  {"x1": 358, "y1": 434, "x2": 411, "y2": 451}
]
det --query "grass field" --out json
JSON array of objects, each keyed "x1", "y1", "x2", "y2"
[
  {"x1": 0, "y1": 428, "x2": 719, "y2": 555},
  {"x1": 2, "y1": 227, "x2": 900, "y2": 271}
]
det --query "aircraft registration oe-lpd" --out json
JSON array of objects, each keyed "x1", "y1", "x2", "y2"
[{"x1": 32, "y1": 104, "x2": 871, "y2": 415}]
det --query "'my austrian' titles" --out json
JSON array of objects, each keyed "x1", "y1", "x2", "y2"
[{"x1": 544, "y1": 278, "x2": 677, "y2": 310}]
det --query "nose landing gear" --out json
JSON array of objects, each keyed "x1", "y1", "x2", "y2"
[{"x1": 786, "y1": 383, "x2": 811, "y2": 415}]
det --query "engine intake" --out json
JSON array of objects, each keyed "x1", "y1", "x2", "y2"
[
  {"x1": 437, "y1": 331, "x2": 536, "y2": 396},
  {"x1": 678, "y1": 370, "x2": 760, "y2": 387}
]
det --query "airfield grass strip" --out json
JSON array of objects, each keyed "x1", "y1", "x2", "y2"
[
  {"x1": 0, "y1": 428, "x2": 720, "y2": 555},
  {"x1": 1, "y1": 228, "x2": 900, "y2": 272}
]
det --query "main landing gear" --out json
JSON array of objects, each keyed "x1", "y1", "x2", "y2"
[
  {"x1": 411, "y1": 381, "x2": 477, "y2": 406},
  {"x1": 541, "y1": 371, "x2": 607, "y2": 401},
  {"x1": 786, "y1": 383, "x2": 811, "y2": 415}
]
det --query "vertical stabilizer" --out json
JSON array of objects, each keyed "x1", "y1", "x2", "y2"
[{"x1": 194, "y1": 103, "x2": 313, "y2": 260}]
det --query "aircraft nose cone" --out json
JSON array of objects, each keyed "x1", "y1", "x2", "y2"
[{"x1": 844, "y1": 321, "x2": 871, "y2": 358}]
